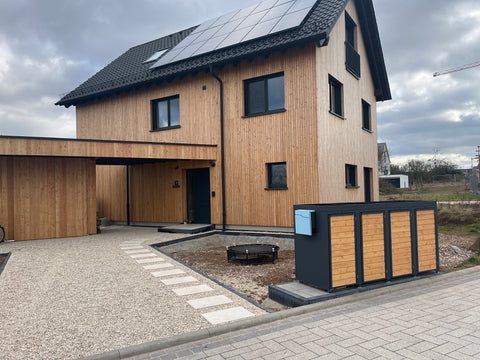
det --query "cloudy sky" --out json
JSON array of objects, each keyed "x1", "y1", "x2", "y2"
[{"x1": 0, "y1": 0, "x2": 479, "y2": 168}]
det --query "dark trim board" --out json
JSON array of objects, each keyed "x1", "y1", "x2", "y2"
[{"x1": 0, "y1": 252, "x2": 11, "y2": 277}]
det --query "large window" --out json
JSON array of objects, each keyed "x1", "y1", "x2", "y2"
[
  {"x1": 152, "y1": 95, "x2": 180, "y2": 131},
  {"x1": 362, "y1": 99, "x2": 371, "y2": 131},
  {"x1": 345, "y1": 164, "x2": 358, "y2": 188},
  {"x1": 244, "y1": 73, "x2": 285, "y2": 116},
  {"x1": 329, "y1": 75, "x2": 343, "y2": 117},
  {"x1": 345, "y1": 12, "x2": 360, "y2": 78},
  {"x1": 266, "y1": 162, "x2": 287, "y2": 190}
]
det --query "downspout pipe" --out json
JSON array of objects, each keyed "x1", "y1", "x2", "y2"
[
  {"x1": 209, "y1": 64, "x2": 226, "y2": 232},
  {"x1": 126, "y1": 164, "x2": 131, "y2": 226}
]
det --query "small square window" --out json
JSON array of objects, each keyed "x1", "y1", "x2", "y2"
[
  {"x1": 244, "y1": 73, "x2": 285, "y2": 116},
  {"x1": 329, "y1": 75, "x2": 343, "y2": 117},
  {"x1": 152, "y1": 95, "x2": 180, "y2": 131},
  {"x1": 362, "y1": 100, "x2": 371, "y2": 131},
  {"x1": 345, "y1": 164, "x2": 358, "y2": 188},
  {"x1": 266, "y1": 162, "x2": 287, "y2": 190}
]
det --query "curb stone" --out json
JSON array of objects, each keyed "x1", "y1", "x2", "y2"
[{"x1": 79, "y1": 265, "x2": 480, "y2": 360}]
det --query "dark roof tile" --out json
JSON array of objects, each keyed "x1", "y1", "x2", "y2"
[{"x1": 56, "y1": 0, "x2": 390, "y2": 107}]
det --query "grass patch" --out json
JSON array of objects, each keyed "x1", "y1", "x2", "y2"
[
  {"x1": 380, "y1": 182, "x2": 479, "y2": 202},
  {"x1": 462, "y1": 256, "x2": 480, "y2": 266}
]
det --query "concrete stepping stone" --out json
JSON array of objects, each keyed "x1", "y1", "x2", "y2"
[
  {"x1": 201, "y1": 307, "x2": 254, "y2": 325},
  {"x1": 143, "y1": 263, "x2": 173, "y2": 270},
  {"x1": 187, "y1": 295, "x2": 233, "y2": 309},
  {"x1": 136, "y1": 257, "x2": 165, "y2": 264},
  {"x1": 124, "y1": 249, "x2": 149, "y2": 254},
  {"x1": 130, "y1": 253, "x2": 157, "y2": 259},
  {"x1": 161, "y1": 276, "x2": 198, "y2": 285},
  {"x1": 120, "y1": 246, "x2": 144, "y2": 250},
  {"x1": 173, "y1": 285, "x2": 214, "y2": 296},
  {"x1": 151, "y1": 269, "x2": 185, "y2": 277}
]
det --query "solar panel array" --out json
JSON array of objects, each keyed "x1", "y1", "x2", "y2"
[{"x1": 151, "y1": 0, "x2": 317, "y2": 69}]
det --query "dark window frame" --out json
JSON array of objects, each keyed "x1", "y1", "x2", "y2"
[
  {"x1": 266, "y1": 162, "x2": 288, "y2": 190},
  {"x1": 362, "y1": 99, "x2": 372, "y2": 132},
  {"x1": 244, "y1": 72, "x2": 285, "y2": 117},
  {"x1": 345, "y1": 12, "x2": 356, "y2": 50},
  {"x1": 151, "y1": 95, "x2": 180, "y2": 131},
  {"x1": 345, "y1": 12, "x2": 361, "y2": 78},
  {"x1": 345, "y1": 164, "x2": 359, "y2": 188},
  {"x1": 329, "y1": 75, "x2": 344, "y2": 118}
]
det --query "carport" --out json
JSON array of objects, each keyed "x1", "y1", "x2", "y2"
[{"x1": 0, "y1": 136, "x2": 217, "y2": 241}]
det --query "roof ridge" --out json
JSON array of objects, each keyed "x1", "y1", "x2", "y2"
[{"x1": 129, "y1": 25, "x2": 199, "y2": 51}]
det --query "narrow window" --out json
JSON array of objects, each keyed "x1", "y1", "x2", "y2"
[
  {"x1": 245, "y1": 73, "x2": 285, "y2": 116},
  {"x1": 362, "y1": 100, "x2": 371, "y2": 131},
  {"x1": 266, "y1": 162, "x2": 287, "y2": 190},
  {"x1": 152, "y1": 95, "x2": 180, "y2": 131},
  {"x1": 329, "y1": 75, "x2": 343, "y2": 117},
  {"x1": 345, "y1": 12, "x2": 360, "y2": 78},
  {"x1": 345, "y1": 12, "x2": 356, "y2": 49},
  {"x1": 345, "y1": 164, "x2": 358, "y2": 188}
]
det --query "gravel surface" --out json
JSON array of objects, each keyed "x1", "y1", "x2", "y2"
[{"x1": 0, "y1": 226, "x2": 265, "y2": 360}]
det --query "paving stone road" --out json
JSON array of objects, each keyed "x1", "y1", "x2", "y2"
[{"x1": 129, "y1": 267, "x2": 480, "y2": 360}]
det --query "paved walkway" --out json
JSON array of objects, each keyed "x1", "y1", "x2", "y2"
[{"x1": 127, "y1": 267, "x2": 480, "y2": 360}]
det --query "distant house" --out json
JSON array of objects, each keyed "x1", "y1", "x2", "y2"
[
  {"x1": 0, "y1": 0, "x2": 390, "y2": 240},
  {"x1": 378, "y1": 143, "x2": 390, "y2": 176},
  {"x1": 378, "y1": 143, "x2": 409, "y2": 189}
]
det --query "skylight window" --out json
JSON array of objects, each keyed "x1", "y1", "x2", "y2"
[{"x1": 144, "y1": 49, "x2": 168, "y2": 63}]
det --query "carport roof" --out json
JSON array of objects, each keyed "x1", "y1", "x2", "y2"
[{"x1": 0, "y1": 136, "x2": 217, "y2": 163}]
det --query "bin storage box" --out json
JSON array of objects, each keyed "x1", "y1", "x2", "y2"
[{"x1": 294, "y1": 201, "x2": 438, "y2": 291}]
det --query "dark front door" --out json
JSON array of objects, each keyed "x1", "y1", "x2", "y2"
[
  {"x1": 187, "y1": 168, "x2": 211, "y2": 224},
  {"x1": 364, "y1": 167, "x2": 372, "y2": 202}
]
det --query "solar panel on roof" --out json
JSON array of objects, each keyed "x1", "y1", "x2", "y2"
[{"x1": 151, "y1": 0, "x2": 316, "y2": 69}]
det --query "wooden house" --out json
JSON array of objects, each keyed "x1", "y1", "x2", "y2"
[{"x1": 0, "y1": 0, "x2": 390, "y2": 240}]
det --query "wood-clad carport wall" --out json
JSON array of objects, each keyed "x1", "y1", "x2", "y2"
[{"x1": 0, "y1": 157, "x2": 96, "y2": 241}]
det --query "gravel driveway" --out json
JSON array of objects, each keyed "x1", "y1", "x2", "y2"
[{"x1": 0, "y1": 226, "x2": 265, "y2": 360}]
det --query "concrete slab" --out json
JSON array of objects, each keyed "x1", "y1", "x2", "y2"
[
  {"x1": 161, "y1": 276, "x2": 198, "y2": 285},
  {"x1": 157, "y1": 224, "x2": 214, "y2": 234},
  {"x1": 136, "y1": 257, "x2": 165, "y2": 264},
  {"x1": 151, "y1": 269, "x2": 186, "y2": 277},
  {"x1": 201, "y1": 307, "x2": 254, "y2": 325},
  {"x1": 269, "y1": 274, "x2": 441, "y2": 307},
  {"x1": 187, "y1": 295, "x2": 233, "y2": 309},
  {"x1": 143, "y1": 263, "x2": 174, "y2": 270},
  {"x1": 173, "y1": 285, "x2": 214, "y2": 296},
  {"x1": 130, "y1": 253, "x2": 157, "y2": 259}
]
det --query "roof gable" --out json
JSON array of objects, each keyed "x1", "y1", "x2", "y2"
[{"x1": 57, "y1": 0, "x2": 390, "y2": 107}]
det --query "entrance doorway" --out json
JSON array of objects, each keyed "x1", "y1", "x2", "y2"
[
  {"x1": 364, "y1": 167, "x2": 372, "y2": 202},
  {"x1": 187, "y1": 168, "x2": 211, "y2": 224}
]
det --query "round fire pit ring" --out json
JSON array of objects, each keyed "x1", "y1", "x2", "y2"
[{"x1": 226, "y1": 243, "x2": 279, "y2": 264}]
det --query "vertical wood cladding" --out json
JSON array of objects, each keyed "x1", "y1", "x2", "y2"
[
  {"x1": 362, "y1": 213, "x2": 385, "y2": 282},
  {"x1": 390, "y1": 211, "x2": 413, "y2": 277},
  {"x1": 417, "y1": 210, "x2": 437, "y2": 272},
  {"x1": 330, "y1": 215, "x2": 356, "y2": 287},
  {"x1": 83, "y1": 45, "x2": 319, "y2": 227},
  {"x1": 0, "y1": 157, "x2": 96, "y2": 241}
]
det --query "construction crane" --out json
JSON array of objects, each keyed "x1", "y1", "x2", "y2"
[{"x1": 433, "y1": 60, "x2": 480, "y2": 77}]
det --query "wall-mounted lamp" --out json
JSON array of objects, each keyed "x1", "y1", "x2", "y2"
[{"x1": 209, "y1": 162, "x2": 216, "y2": 167}]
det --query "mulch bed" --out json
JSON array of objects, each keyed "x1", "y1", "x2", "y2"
[
  {"x1": 0, "y1": 255, "x2": 6, "y2": 270},
  {"x1": 166, "y1": 234, "x2": 479, "y2": 306}
]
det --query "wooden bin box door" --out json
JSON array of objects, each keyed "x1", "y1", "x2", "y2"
[
  {"x1": 390, "y1": 211, "x2": 413, "y2": 277},
  {"x1": 362, "y1": 213, "x2": 385, "y2": 282},
  {"x1": 417, "y1": 210, "x2": 437, "y2": 272},
  {"x1": 330, "y1": 215, "x2": 356, "y2": 288}
]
